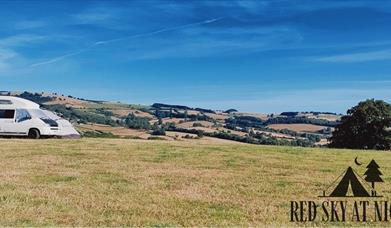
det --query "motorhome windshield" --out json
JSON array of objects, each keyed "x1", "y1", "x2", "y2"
[
  {"x1": 28, "y1": 109, "x2": 50, "y2": 119},
  {"x1": 28, "y1": 109, "x2": 59, "y2": 127}
]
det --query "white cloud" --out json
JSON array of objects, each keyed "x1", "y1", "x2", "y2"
[
  {"x1": 72, "y1": 6, "x2": 125, "y2": 26},
  {"x1": 0, "y1": 34, "x2": 48, "y2": 47},
  {"x1": 203, "y1": 0, "x2": 269, "y2": 11},
  {"x1": 124, "y1": 24, "x2": 301, "y2": 60},
  {"x1": 0, "y1": 48, "x2": 18, "y2": 70},
  {"x1": 28, "y1": 18, "x2": 226, "y2": 66},
  {"x1": 0, "y1": 48, "x2": 17, "y2": 59},
  {"x1": 14, "y1": 20, "x2": 47, "y2": 30},
  {"x1": 316, "y1": 49, "x2": 391, "y2": 63}
]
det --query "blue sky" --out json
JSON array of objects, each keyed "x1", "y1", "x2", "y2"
[{"x1": 1, "y1": 0, "x2": 391, "y2": 113}]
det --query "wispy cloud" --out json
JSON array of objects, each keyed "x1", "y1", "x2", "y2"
[
  {"x1": 70, "y1": 6, "x2": 135, "y2": 30},
  {"x1": 0, "y1": 48, "x2": 18, "y2": 70},
  {"x1": 316, "y1": 49, "x2": 391, "y2": 63},
  {"x1": 126, "y1": 25, "x2": 302, "y2": 60},
  {"x1": 14, "y1": 20, "x2": 47, "y2": 30},
  {"x1": 0, "y1": 34, "x2": 48, "y2": 47},
  {"x1": 30, "y1": 17, "x2": 224, "y2": 67},
  {"x1": 203, "y1": 0, "x2": 269, "y2": 12},
  {"x1": 73, "y1": 7, "x2": 118, "y2": 24},
  {"x1": 0, "y1": 34, "x2": 50, "y2": 71},
  {"x1": 30, "y1": 48, "x2": 89, "y2": 67}
]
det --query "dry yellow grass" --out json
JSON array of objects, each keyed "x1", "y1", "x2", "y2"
[
  {"x1": 255, "y1": 130, "x2": 295, "y2": 140},
  {"x1": 161, "y1": 118, "x2": 183, "y2": 124},
  {"x1": 205, "y1": 113, "x2": 229, "y2": 121},
  {"x1": 40, "y1": 93, "x2": 88, "y2": 108},
  {"x1": 77, "y1": 123, "x2": 151, "y2": 139},
  {"x1": 235, "y1": 113, "x2": 269, "y2": 120},
  {"x1": 165, "y1": 131, "x2": 244, "y2": 144},
  {"x1": 268, "y1": 123, "x2": 327, "y2": 133},
  {"x1": 0, "y1": 138, "x2": 389, "y2": 226},
  {"x1": 303, "y1": 113, "x2": 341, "y2": 122},
  {"x1": 177, "y1": 121, "x2": 214, "y2": 128},
  {"x1": 110, "y1": 109, "x2": 154, "y2": 118},
  {"x1": 76, "y1": 124, "x2": 244, "y2": 143}
]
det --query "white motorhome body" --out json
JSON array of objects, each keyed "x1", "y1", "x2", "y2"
[{"x1": 0, "y1": 96, "x2": 80, "y2": 138}]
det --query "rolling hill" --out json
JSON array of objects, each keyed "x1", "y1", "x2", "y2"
[{"x1": 0, "y1": 91, "x2": 342, "y2": 147}]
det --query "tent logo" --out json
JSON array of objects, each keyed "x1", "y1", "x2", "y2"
[
  {"x1": 290, "y1": 158, "x2": 390, "y2": 223},
  {"x1": 320, "y1": 159, "x2": 383, "y2": 198}
]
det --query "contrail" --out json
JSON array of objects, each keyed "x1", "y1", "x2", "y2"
[
  {"x1": 30, "y1": 48, "x2": 91, "y2": 67},
  {"x1": 30, "y1": 17, "x2": 223, "y2": 67}
]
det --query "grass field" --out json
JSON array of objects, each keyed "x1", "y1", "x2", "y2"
[{"x1": 0, "y1": 138, "x2": 390, "y2": 226}]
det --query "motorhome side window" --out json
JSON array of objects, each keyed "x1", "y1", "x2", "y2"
[
  {"x1": 0, "y1": 109, "x2": 15, "y2": 119},
  {"x1": 15, "y1": 109, "x2": 31, "y2": 122},
  {"x1": 0, "y1": 100, "x2": 12, "y2": 105}
]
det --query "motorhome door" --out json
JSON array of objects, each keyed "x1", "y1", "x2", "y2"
[
  {"x1": 0, "y1": 109, "x2": 16, "y2": 134},
  {"x1": 10, "y1": 109, "x2": 32, "y2": 135}
]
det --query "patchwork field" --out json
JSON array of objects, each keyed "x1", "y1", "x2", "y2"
[
  {"x1": 0, "y1": 138, "x2": 389, "y2": 226},
  {"x1": 4, "y1": 91, "x2": 342, "y2": 147},
  {"x1": 268, "y1": 123, "x2": 328, "y2": 133}
]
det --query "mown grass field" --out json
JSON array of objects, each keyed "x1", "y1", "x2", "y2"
[{"x1": 0, "y1": 138, "x2": 390, "y2": 226}]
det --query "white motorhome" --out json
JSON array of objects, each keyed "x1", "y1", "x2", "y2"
[{"x1": 0, "y1": 96, "x2": 80, "y2": 139}]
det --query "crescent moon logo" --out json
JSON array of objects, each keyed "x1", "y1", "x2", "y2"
[{"x1": 354, "y1": 156, "x2": 362, "y2": 166}]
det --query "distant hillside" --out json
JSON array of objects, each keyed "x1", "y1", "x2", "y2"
[{"x1": 1, "y1": 91, "x2": 342, "y2": 147}]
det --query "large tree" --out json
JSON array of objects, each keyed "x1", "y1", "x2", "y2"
[{"x1": 329, "y1": 99, "x2": 391, "y2": 150}]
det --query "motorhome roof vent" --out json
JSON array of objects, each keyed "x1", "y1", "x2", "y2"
[{"x1": 0, "y1": 99, "x2": 13, "y2": 105}]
